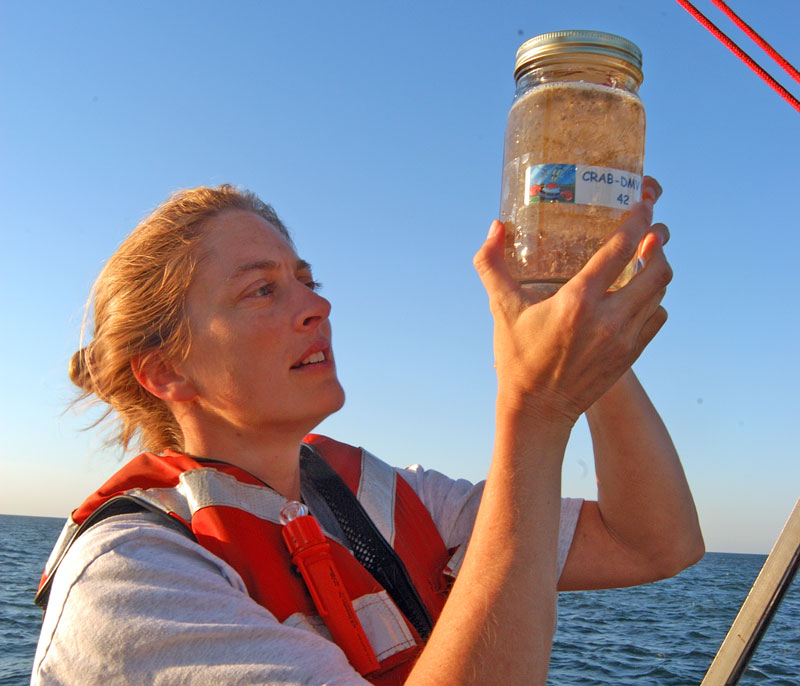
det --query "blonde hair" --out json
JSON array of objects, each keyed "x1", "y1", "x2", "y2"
[{"x1": 70, "y1": 184, "x2": 291, "y2": 453}]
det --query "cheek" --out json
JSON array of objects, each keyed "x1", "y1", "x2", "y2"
[
  {"x1": 181, "y1": 320, "x2": 238, "y2": 380},
  {"x1": 184, "y1": 307, "x2": 288, "y2": 386}
]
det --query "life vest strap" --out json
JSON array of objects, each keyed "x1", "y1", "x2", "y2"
[
  {"x1": 301, "y1": 445, "x2": 434, "y2": 639},
  {"x1": 34, "y1": 495, "x2": 190, "y2": 610}
]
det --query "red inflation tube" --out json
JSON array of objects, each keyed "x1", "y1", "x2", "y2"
[{"x1": 280, "y1": 501, "x2": 381, "y2": 676}]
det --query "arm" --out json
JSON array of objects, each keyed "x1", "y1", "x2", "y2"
[
  {"x1": 396, "y1": 465, "x2": 583, "y2": 581},
  {"x1": 407, "y1": 405, "x2": 571, "y2": 686},
  {"x1": 33, "y1": 513, "x2": 369, "y2": 686},
  {"x1": 558, "y1": 369, "x2": 704, "y2": 591},
  {"x1": 405, "y1": 180, "x2": 673, "y2": 686}
]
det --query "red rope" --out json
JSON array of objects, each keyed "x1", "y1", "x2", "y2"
[
  {"x1": 676, "y1": 0, "x2": 800, "y2": 114},
  {"x1": 709, "y1": 0, "x2": 800, "y2": 86}
]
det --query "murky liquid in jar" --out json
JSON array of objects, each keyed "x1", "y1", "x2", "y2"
[{"x1": 500, "y1": 81, "x2": 645, "y2": 295}]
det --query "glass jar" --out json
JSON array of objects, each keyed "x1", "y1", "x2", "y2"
[{"x1": 500, "y1": 30, "x2": 646, "y2": 297}]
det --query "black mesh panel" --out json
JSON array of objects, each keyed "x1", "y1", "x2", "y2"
[{"x1": 301, "y1": 446, "x2": 433, "y2": 640}]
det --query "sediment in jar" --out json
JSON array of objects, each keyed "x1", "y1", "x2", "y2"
[{"x1": 500, "y1": 81, "x2": 645, "y2": 288}]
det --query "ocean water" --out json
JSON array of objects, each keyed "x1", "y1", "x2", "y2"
[
  {"x1": 1, "y1": 513, "x2": 797, "y2": 685},
  {"x1": 1, "y1": 515, "x2": 64, "y2": 686}
]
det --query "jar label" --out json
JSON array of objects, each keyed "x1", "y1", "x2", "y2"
[{"x1": 525, "y1": 164, "x2": 642, "y2": 211}]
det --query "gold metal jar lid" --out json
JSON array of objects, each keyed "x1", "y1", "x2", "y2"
[{"x1": 515, "y1": 30, "x2": 643, "y2": 83}]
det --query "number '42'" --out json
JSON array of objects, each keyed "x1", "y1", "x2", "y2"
[{"x1": 617, "y1": 193, "x2": 630, "y2": 206}]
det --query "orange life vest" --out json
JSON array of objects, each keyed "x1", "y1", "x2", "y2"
[{"x1": 36, "y1": 435, "x2": 452, "y2": 685}]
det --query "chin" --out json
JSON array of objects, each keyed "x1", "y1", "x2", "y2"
[
  {"x1": 326, "y1": 385, "x2": 346, "y2": 416},
  {"x1": 307, "y1": 385, "x2": 346, "y2": 430}
]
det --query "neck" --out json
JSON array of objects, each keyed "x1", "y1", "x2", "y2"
[{"x1": 181, "y1": 424, "x2": 307, "y2": 501}]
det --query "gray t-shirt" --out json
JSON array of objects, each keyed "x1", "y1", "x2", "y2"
[{"x1": 31, "y1": 463, "x2": 582, "y2": 685}]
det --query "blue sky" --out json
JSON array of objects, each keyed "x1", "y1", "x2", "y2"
[{"x1": 1, "y1": 0, "x2": 798, "y2": 554}]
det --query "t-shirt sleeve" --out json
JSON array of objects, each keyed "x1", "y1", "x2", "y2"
[
  {"x1": 32, "y1": 512, "x2": 369, "y2": 686},
  {"x1": 395, "y1": 464, "x2": 582, "y2": 579}
]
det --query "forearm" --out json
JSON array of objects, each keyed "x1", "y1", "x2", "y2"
[
  {"x1": 586, "y1": 369, "x2": 704, "y2": 575},
  {"x1": 448, "y1": 182, "x2": 674, "y2": 680},
  {"x1": 407, "y1": 403, "x2": 571, "y2": 686}
]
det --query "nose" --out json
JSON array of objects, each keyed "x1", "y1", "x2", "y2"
[{"x1": 294, "y1": 283, "x2": 332, "y2": 331}]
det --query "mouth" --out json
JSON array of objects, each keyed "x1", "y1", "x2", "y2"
[{"x1": 291, "y1": 343, "x2": 333, "y2": 370}]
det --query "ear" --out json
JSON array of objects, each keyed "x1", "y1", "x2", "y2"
[{"x1": 131, "y1": 352, "x2": 197, "y2": 403}]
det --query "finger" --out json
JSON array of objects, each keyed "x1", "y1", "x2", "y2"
[
  {"x1": 637, "y1": 230, "x2": 672, "y2": 275},
  {"x1": 634, "y1": 219, "x2": 668, "y2": 271},
  {"x1": 625, "y1": 283, "x2": 667, "y2": 343},
  {"x1": 647, "y1": 222, "x2": 670, "y2": 247},
  {"x1": 577, "y1": 196, "x2": 655, "y2": 294},
  {"x1": 634, "y1": 305, "x2": 668, "y2": 358},
  {"x1": 624, "y1": 224, "x2": 670, "y2": 357},
  {"x1": 641, "y1": 176, "x2": 663, "y2": 202},
  {"x1": 473, "y1": 220, "x2": 519, "y2": 303},
  {"x1": 618, "y1": 235, "x2": 673, "y2": 314},
  {"x1": 635, "y1": 228, "x2": 669, "y2": 270}
]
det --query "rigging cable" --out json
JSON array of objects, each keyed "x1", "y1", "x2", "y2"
[
  {"x1": 675, "y1": 0, "x2": 800, "y2": 114},
  {"x1": 708, "y1": 0, "x2": 800, "y2": 86}
]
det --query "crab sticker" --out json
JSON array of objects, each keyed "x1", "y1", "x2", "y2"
[{"x1": 525, "y1": 164, "x2": 576, "y2": 204}]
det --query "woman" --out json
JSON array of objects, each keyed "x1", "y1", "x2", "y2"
[{"x1": 32, "y1": 181, "x2": 703, "y2": 685}]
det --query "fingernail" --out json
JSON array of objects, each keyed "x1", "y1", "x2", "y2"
[
  {"x1": 643, "y1": 181, "x2": 663, "y2": 202},
  {"x1": 644, "y1": 231, "x2": 664, "y2": 249}
]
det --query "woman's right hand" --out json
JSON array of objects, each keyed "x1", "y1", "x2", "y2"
[{"x1": 473, "y1": 178, "x2": 672, "y2": 429}]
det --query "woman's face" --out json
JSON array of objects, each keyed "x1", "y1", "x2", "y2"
[{"x1": 175, "y1": 209, "x2": 345, "y2": 438}]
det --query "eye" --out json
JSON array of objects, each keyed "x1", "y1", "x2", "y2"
[
  {"x1": 297, "y1": 270, "x2": 321, "y2": 291},
  {"x1": 248, "y1": 282, "x2": 276, "y2": 298}
]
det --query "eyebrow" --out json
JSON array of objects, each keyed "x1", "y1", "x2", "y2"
[{"x1": 228, "y1": 259, "x2": 312, "y2": 281}]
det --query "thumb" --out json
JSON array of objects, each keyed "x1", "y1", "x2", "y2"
[{"x1": 473, "y1": 220, "x2": 519, "y2": 303}]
